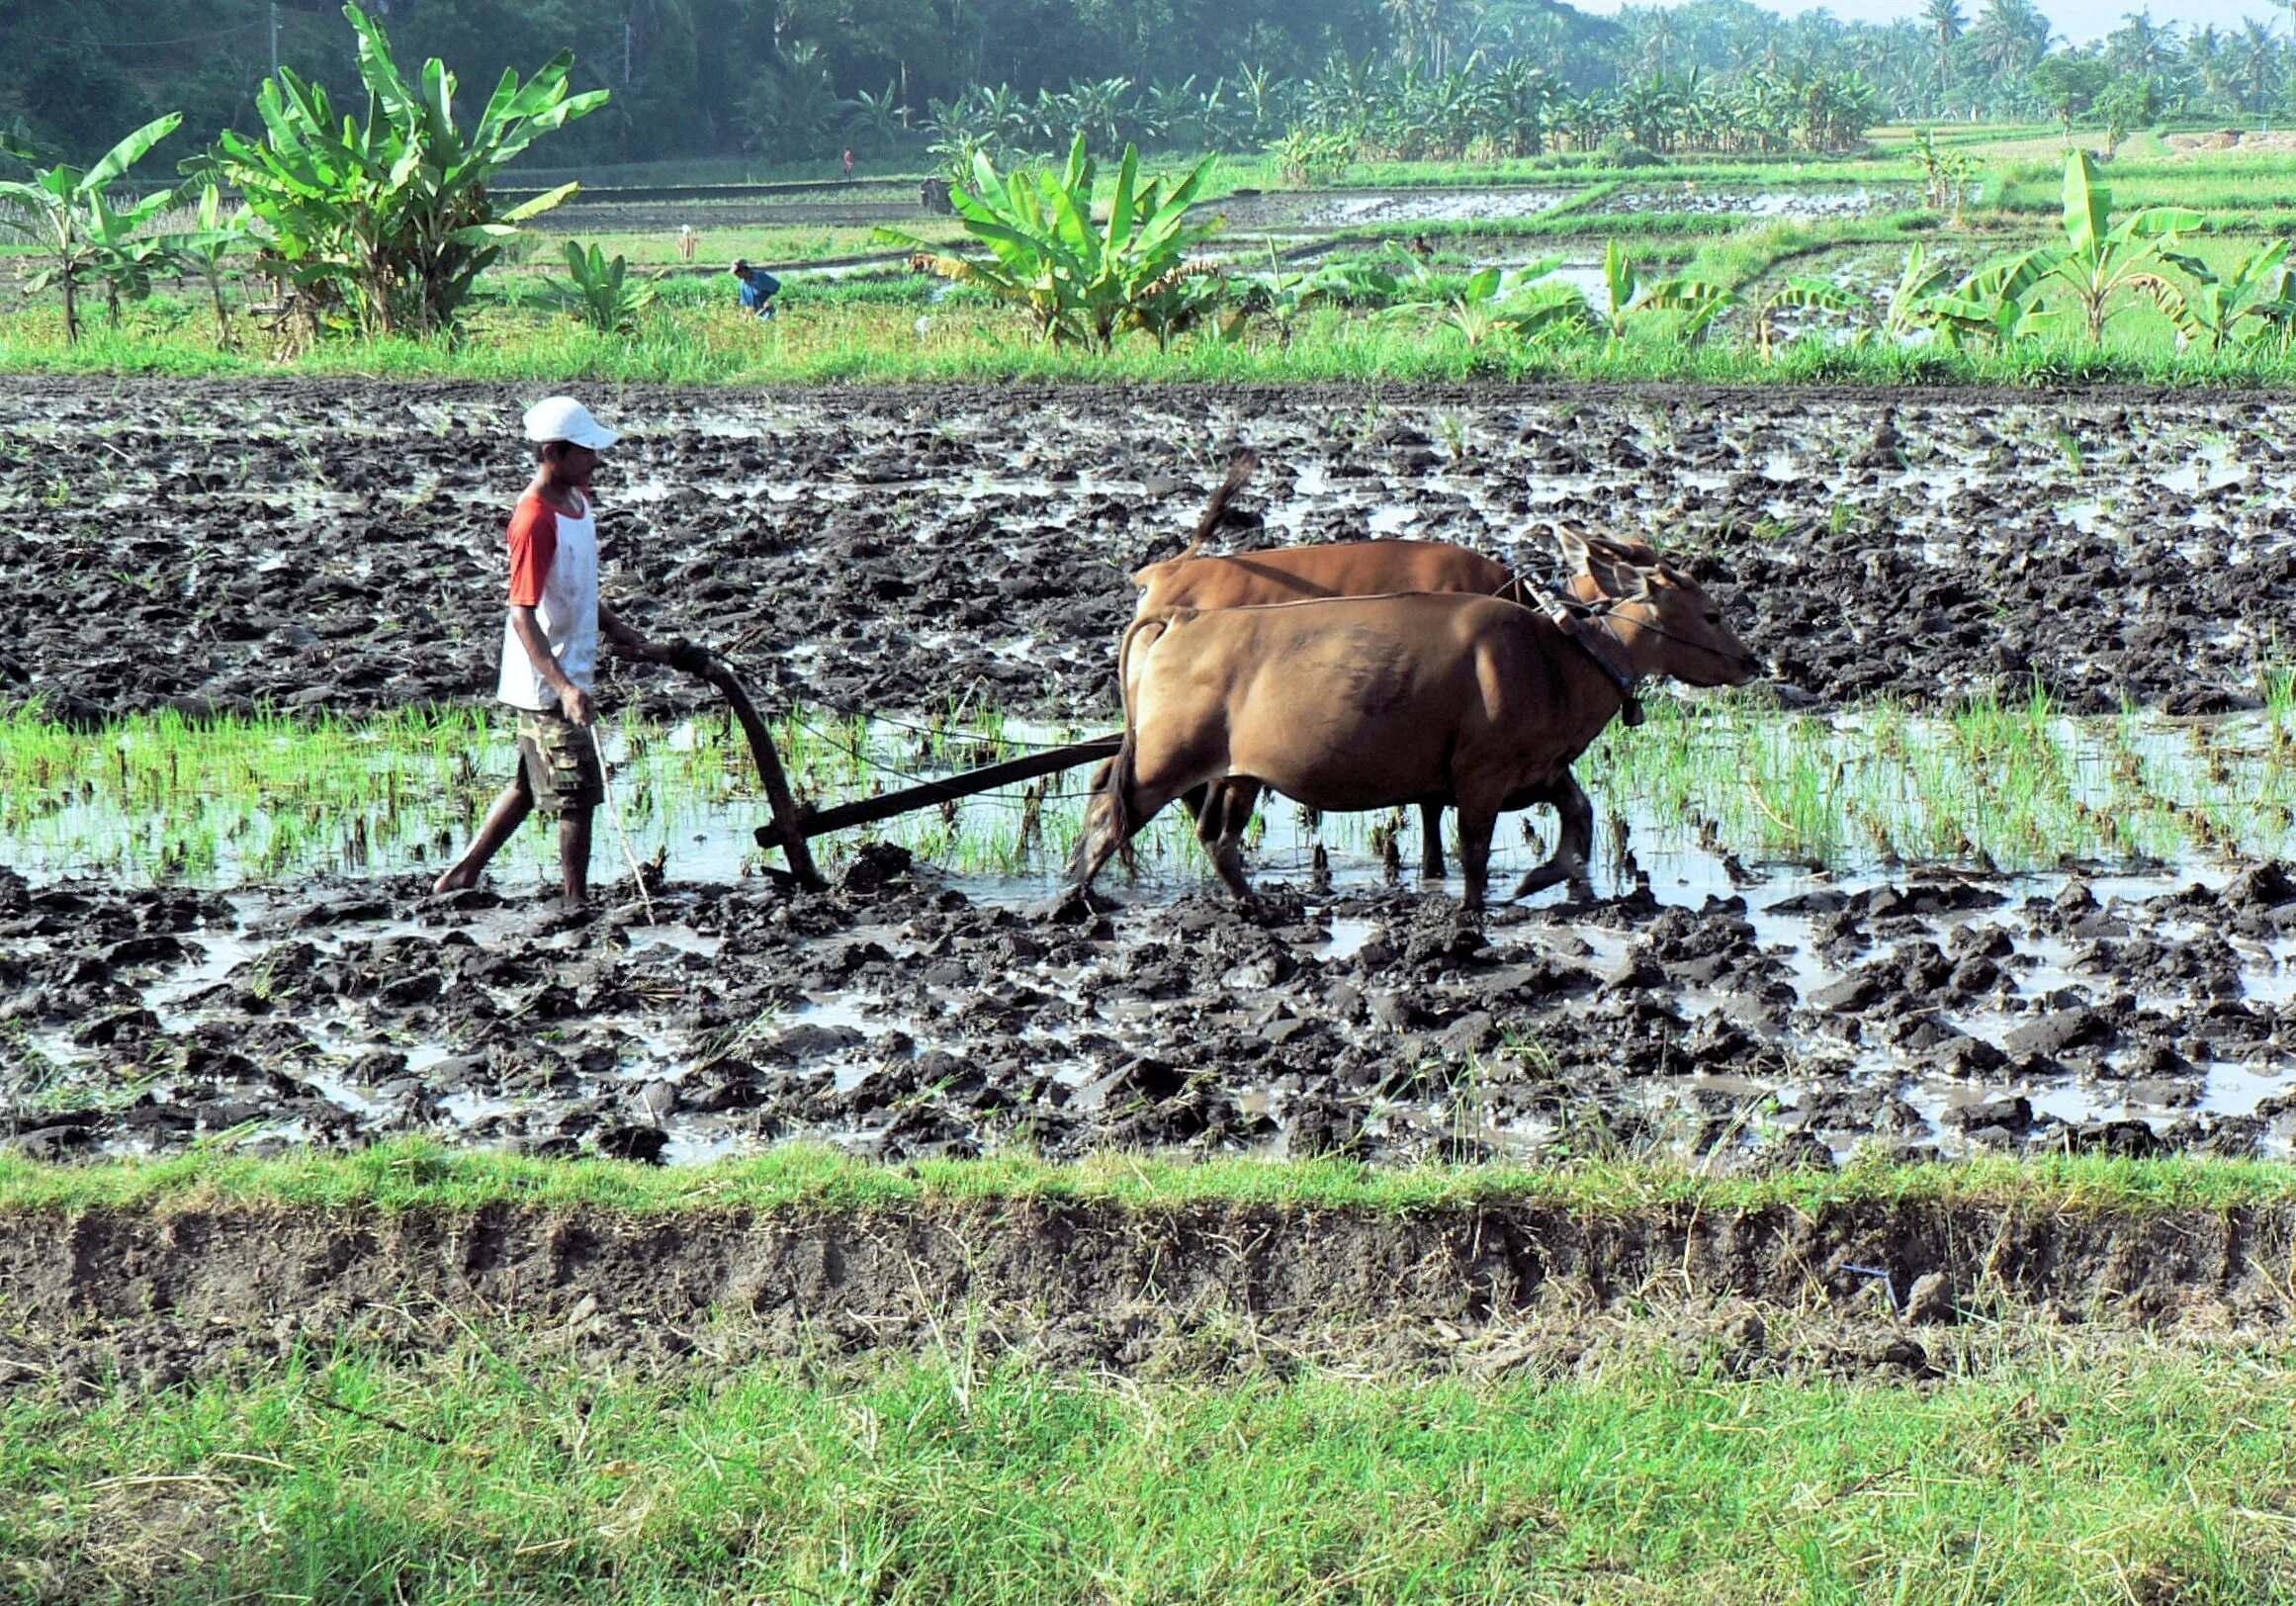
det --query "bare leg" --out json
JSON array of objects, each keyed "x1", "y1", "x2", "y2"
[
  {"x1": 1512, "y1": 775, "x2": 1596, "y2": 901},
  {"x1": 432, "y1": 778, "x2": 534, "y2": 893},
  {"x1": 559, "y1": 807, "x2": 594, "y2": 904},
  {"x1": 1418, "y1": 800, "x2": 1446, "y2": 881}
]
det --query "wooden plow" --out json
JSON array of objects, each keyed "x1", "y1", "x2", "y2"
[{"x1": 681, "y1": 651, "x2": 1117, "y2": 891}]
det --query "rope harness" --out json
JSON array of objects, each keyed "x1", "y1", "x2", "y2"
[{"x1": 1512, "y1": 576, "x2": 1647, "y2": 728}]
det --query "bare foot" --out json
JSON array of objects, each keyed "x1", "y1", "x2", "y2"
[{"x1": 431, "y1": 867, "x2": 476, "y2": 895}]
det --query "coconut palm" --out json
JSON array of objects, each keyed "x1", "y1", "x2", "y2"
[
  {"x1": 2186, "y1": 25, "x2": 2231, "y2": 111},
  {"x1": 2232, "y1": 20, "x2": 2282, "y2": 111},
  {"x1": 1971, "y1": 0, "x2": 2051, "y2": 89},
  {"x1": 2105, "y1": 9, "x2": 2178, "y2": 79},
  {"x1": 1921, "y1": 0, "x2": 1966, "y2": 97}
]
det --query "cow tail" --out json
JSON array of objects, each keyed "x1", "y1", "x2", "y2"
[
  {"x1": 1072, "y1": 730, "x2": 1139, "y2": 882},
  {"x1": 1169, "y1": 447, "x2": 1260, "y2": 564}
]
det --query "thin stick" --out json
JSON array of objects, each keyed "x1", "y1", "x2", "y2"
[{"x1": 590, "y1": 724, "x2": 658, "y2": 925}]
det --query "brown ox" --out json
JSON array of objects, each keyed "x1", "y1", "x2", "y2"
[
  {"x1": 1073, "y1": 533, "x2": 1759, "y2": 911},
  {"x1": 1129, "y1": 466, "x2": 1630, "y2": 876}
]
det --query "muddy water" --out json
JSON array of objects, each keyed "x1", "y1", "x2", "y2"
[
  {"x1": 5, "y1": 379, "x2": 2296, "y2": 1167},
  {"x1": 1219, "y1": 185, "x2": 1907, "y2": 230},
  {"x1": 5, "y1": 820, "x2": 2292, "y2": 1167}
]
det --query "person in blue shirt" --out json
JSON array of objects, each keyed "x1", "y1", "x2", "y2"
[{"x1": 732, "y1": 259, "x2": 779, "y2": 319}]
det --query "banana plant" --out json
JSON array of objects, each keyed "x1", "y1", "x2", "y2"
[
  {"x1": 1754, "y1": 274, "x2": 1865, "y2": 358},
  {"x1": 1225, "y1": 248, "x2": 1393, "y2": 347},
  {"x1": 1880, "y1": 243, "x2": 1953, "y2": 341},
  {"x1": 1601, "y1": 239, "x2": 1734, "y2": 345},
  {"x1": 1921, "y1": 248, "x2": 2059, "y2": 350},
  {"x1": 1388, "y1": 257, "x2": 1596, "y2": 348},
  {"x1": 0, "y1": 113, "x2": 181, "y2": 344},
  {"x1": 170, "y1": 181, "x2": 254, "y2": 348},
  {"x1": 877, "y1": 131, "x2": 1221, "y2": 351},
  {"x1": 213, "y1": 2, "x2": 604, "y2": 337},
  {"x1": 2050, "y1": 151, "x2": 2205, "y2": 345},
  {"x1": 537, "y1": 241, "x2": 658, "y2": 334},
  {"x1": 2146, "y1": 241, "x2": 2294, "y2": 352}
]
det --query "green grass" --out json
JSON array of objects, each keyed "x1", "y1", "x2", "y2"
[
  {"x1": 7, "y1": 1321, "x2": 2296, "y2": 1603},
  {"x1": 17, "y1": 286, "x2": 2296, "y2": 388},
  {"x1": 4, "y1": 1135, "x2": 2292, "y2": 1216},
  {"x1": 12, "y1": 692, "x2": 2296, "y2": 887}
]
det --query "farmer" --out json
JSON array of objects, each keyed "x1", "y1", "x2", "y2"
[
  {"x1": 431, "y1": 397, "x2": 678, "y2": 906},
  {"x1": 676, "y1": 223, "x2": 696, "y2": 262},
  {"x1": 732, "y1": 258, "x2": 779, "y2": 319},
  {"x1": 841, "y1": 146, "x2": 854, "y2": 177}
]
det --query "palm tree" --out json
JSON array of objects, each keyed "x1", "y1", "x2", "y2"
[
  {"x1": 1970, "y1": 0, "x2": 2050, "y2": 89},
  {"x1": 2186, "y1": 24, "x2": 2230, "y2": 111},
  {"x1": 1922, "y1": 0, "x2": 1966, "y2": 98},
  {"x1": 1647, "y1": 10, "x2": 1686, "y2": 77},
  {"x1": 2233, "y1": 18, "x2": 2281, "y2": 111},
  {"x1": 2106, "y1": 9, "x2": 2177, "y2": 79}
]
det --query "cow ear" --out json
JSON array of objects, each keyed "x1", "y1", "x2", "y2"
[
  {"x1": 1570, "y1": 534, "x2": 1640, "y2": 600},
  {"x1": 1553, "y1": 526, "x2": 1592, "y2": 575}
]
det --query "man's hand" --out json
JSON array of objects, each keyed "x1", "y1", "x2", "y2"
[{"x1": 559, "y1": 684, "x2": 596, "y2": 726}]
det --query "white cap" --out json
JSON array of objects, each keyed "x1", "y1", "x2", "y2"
[{"x1": 523, "y1": 396, "x2": 619, "y2": 449}]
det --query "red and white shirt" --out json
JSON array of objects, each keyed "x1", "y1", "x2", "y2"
[{"x1": 496, "y1": 486, "x2": 600, "y2": 712}]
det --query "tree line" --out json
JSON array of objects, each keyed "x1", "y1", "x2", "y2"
[{"x1": 8, "y1": 0, "x2": 2292, "y2": 175}]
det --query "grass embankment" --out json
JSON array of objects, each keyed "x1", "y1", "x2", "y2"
[
  {"x1": 7, "y1": 1133, "x2": 2296, "y2": 1214},
  {"x1": 6, "y1": 1145, "x2": 2296, "y2": 1603},
  {"x1": 11, "y1": 288, "x2": 2296, "y2": 388},
  {"x1": 8, "y1": 1332, "x2": 2295, "y2": 1604},
  {"x1": 10, "y1": 691, "x2": 2296, "y2": 885}
]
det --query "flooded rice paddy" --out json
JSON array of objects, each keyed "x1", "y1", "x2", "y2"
[{"x1": 3, "y1": 378, "x2": 2294, "y2": 1167}]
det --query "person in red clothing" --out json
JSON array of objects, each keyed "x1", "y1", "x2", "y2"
[
  {"x1": 841, "y1": 146, "x2": 854, "y2": 177},
  {"x1": 431, "y1": 397, "x2": 676, "y2": 905}
]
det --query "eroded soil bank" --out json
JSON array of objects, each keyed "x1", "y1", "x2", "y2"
[
  {"x1": 4, "y1": 378, "x2": 2288, "y2": 725},
  {"x1": 6, "y1": 1193, "x2": 2292, "y2": 1390}
]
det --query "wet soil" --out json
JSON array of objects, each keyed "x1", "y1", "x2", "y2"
[
  {"x1": 7, "y1": 845, "x2": 2296, "y2": 1167},
  {"x1": 6, "y1": 1192, "x2": 2292, "y2": 1392},
  {"x1": 3, "y1": 377, "x2": 2289, "y2": 726},
  {"x1": 5, "y1": 379, "x2": 2296, "y2": 1166}
]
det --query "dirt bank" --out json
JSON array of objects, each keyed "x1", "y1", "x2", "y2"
[{"x1": 5, "y1": 1194, "x2": 2290, "y2": 1390}]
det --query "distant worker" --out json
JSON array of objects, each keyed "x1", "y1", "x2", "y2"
[
  {"x1": 677, "y1": 223, "x2": 696, "y2": 262},
  {"x1": 431, "y1": 397, "x2": 686, "y2": 909},
  {"x1": 842, "y1": 146, "x2": 855, "y2": 177},
  {"x1": 732, "y1": 258, "x2": 779, "y2": 319}
]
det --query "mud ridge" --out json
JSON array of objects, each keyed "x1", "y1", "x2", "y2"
[{"x1": 6, "y1": 1198, "x2": 2292, "y2": 1390}]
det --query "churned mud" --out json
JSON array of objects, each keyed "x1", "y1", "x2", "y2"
[
  {"x1": 3, "y1": 379, "x2": 2295, "y2": 1167},
  {"x1": 7, "y1": 848, "x2": 2296, "y2": 1166},
  {"x1": 2, "y1": 377, "x2": 2287, "y2": 724}
]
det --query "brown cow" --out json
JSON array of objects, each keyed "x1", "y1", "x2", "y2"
[
  {"x1": 1131, "y1": 466, "x2": 1648, "y2": 876},
  {"x1": 1073, "y1": 533, "x2": 1759, "y2": 911},
  {"x1": 1130, "y1": 454, "x2": 1548, "y2": 876}
]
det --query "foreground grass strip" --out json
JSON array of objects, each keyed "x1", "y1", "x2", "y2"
[
  {"x1": 3, "y1": 1139, "x2": 2293, "y2": 1216},
  {"x1": 6, "y1": 1342, "x2": 2295, "y2": 1604}
]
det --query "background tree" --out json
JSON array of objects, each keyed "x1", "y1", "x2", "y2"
[{"x1": 0, "y1": 114, "x2": 182, "y2": 344}]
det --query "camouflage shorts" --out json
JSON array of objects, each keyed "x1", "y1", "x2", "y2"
[{"x1": 515, "y1": 708, "x2": 604, "y2": 813}]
